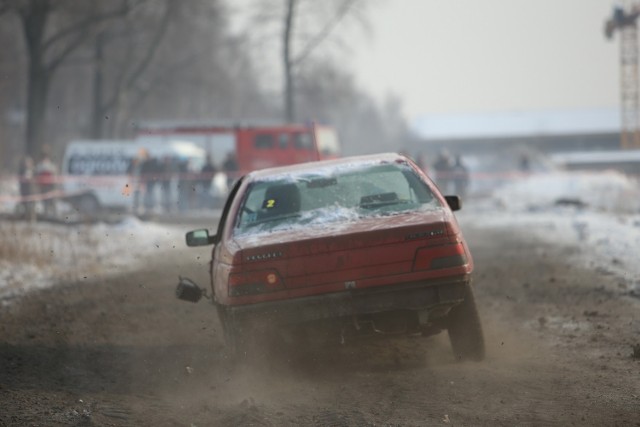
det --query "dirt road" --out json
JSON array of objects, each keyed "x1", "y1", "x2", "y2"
[{"x1": 1, "y1": 222, "x2": 639, "y2": 426}]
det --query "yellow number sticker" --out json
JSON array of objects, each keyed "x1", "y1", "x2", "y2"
[{"x1": 266, "y1": 199, "x2": 276, "y2": 208}]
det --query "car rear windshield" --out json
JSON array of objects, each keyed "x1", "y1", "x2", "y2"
[{"x1": 234, "y1": 162, "x2": 441, "y2": 235}]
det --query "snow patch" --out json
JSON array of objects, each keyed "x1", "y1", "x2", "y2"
[
  {"x1": 0, "y1": 217, "x2": 183, "y2": 303},
  {"x1": 492, "y1": 170, "x2": 640, "y2": 213},
  {"x1": 460, "y1": 170, "x2": 640, "y2": 294},
  {"x1": 3, "y1": 168, "x2": 640, "y2": 305}
]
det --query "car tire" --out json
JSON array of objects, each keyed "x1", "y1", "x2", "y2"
[
  {"x1": 218, "y1": 308, "x2": 247, "y2": 358},
  {"x1": 76, "y1": 193, "x2": 101, "y2": 217},
  {"x1": 447, "y1": 284, "x2": 485, "y2": 361}
]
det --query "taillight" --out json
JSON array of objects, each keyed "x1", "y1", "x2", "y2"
[
  {"x1": 430, "y1": 253, "x2": 468, "y2": 269},
  {"x1": 228, "y1": 269, "x2": 284, "y2": 297},
  {"x1": 413, "y1": 243, "x2": 467, "y2": 271}
]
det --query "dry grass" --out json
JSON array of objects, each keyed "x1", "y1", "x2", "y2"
[{"x1": 0, "y1": 221, "x2": 100, "y2": 275}]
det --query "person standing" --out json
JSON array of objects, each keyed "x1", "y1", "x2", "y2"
[
  {"x1": 177, "y1": 159, "x2": 191, "y2": 212},
  {"x1": 35, "y1": 151, "x2": 58, "y2": 217},
  {"x1": 17, "y1": 155, "x2": 35, "y2": 219},
  {"x1": 158, "y1": 156, "x2": 174, "y2": 213},
  {"x1": 199, "y1": 155, "x2": 217, "y2": 208},
  {"x1": 127, "y1": 150, "x2": 145, "y2": 215},
  {"x1": 222, "y1": 152, "x2": 238, "y2": 188},
  {"x1": 432, "y1": 150, "x2": 453, "y2": 194},
  {"x1": 519, "y1": 153, "x2": 531, "y2": 173},
  {"x1": 141, "y1": 155, "x2": 158, "y2": 214},
  {"x1": 414, "y1": 152, "x2": 428, "y2": 175},
  {"x1": 452, "y1": 154, "x2": 470, "y2": 197}
]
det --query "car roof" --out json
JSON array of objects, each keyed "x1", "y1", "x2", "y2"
[{"x1": 245, "y1": 152, "x2": 410, "y2": 181}]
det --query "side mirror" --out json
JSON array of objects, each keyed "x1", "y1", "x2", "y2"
[
  {"x1": 175, "y1": 276, "x2": 204, "y2": 303},
  {"x1": 444, "y1": 195, "x2": 462, "y2": 211},
  {"x1": 185, "y1": 229, "x2": 216, "y2": 247}
]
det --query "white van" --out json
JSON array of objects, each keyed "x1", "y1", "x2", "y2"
[{"x1": 61, "y1": 140, "x2": 207, "y2": 213}]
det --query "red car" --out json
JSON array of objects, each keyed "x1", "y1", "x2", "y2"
[{"x1": 177, "y1": 153, "x2": 484, "y2": 361}]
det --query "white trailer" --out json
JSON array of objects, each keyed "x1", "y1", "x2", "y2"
[{"x1": 61, "y1": 140, "x2": 207, "y2": 213}]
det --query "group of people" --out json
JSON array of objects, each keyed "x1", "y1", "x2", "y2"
[
  {"x1": 16, "y1": 146, "x2": 241, "y2": 218},
  {"x1": 415, "y1": 150, "x2": 470, "y2": 196},
  {"x1": 16, "y1": 147, "x2": 472, "y2": 218},
  {"x1": 127, "y1": 149, "x2": 238, "y2": 215},
  {"x1": 17, "y1": 150, "x2": 59, "y2": 218}
]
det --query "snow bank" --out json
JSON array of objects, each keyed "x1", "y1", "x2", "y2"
[
  {"x1": 460, "y1": 208, "x2": 640, "y2": 283},
  {"x1": 0, "y1": 216, "x2": 184, "y2": 304},
  {"x1": 461, "y1": 170, "x2": 640, "y2": 294},
  {"x1": 0, "y1": 176, "x2": 18, "y2": 213},
  {"x1": 2, "y1": 168, "x2": 639, "y2": 305},
  {"x1": 492, "y1": 170, "x2": 640, "y2": 213}
]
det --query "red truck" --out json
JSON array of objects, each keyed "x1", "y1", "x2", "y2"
[{"x1": 135, "y1": 121, "x2": 340, "y2": 178}]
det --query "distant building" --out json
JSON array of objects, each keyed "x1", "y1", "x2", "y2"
[
  {"x1": 410, "y1": 108, "x2": 621, "y2": 156},
  {"x1": 408, "y1": 108, "x2": 640, "y2": 183}
]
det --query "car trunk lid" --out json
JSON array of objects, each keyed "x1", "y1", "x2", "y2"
[{"x1": 233, "y1": 209, "x2": 449, "y2": 290}]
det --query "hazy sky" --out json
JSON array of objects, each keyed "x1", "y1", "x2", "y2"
[{"x1": 349, "y1": 0, "x2": 620, "y2": 121}]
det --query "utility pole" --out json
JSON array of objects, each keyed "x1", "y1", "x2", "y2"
[{"x1": 605, "y1": 2, "x2": 640, "y2": 149}]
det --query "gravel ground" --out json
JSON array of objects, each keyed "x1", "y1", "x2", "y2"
[{"x1": 0, "y1": 221, "x2": 639, "y2": 426}]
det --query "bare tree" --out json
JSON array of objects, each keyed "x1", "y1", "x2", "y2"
[
  {"x1": 8, "y1": 0, "x2": 273, "y2": 147},
  {"x1": 6, "y1": 0, "x2": 133, "y2": 158},
  {"x1": 123, "y1": 1, "x2": 275, "y2": 127},
  {"x1": 295, "y1": 59, "x2": 411, "y2": 155},
  {"x1": 89, "y1": 0, "x2": 173, "y2": 138},
  {"x1": 0, "y1": 0, "x2": 397, "y2": 170},
  {"x1": 283, "y1": 0, "x2": 296, "y2": 123},
  {"x1": 282, "y1": 0, "x2": 361, "y2": 122},
  {"x1": 0, "y1": 3, "x2": 24, "y2": 168},
  {"x1": 242, "y1": 0, "x2": 364, "y2": 122},
  {"x1": 236, "y1": 0, "x2": 409, "y2": 153}
]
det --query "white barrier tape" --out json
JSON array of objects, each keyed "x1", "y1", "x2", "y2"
[
  {"x1": 2, "y1": 170, "x2": 518, "y2": 186},
  {"x1": 3, "y1": 171, "x2": 635, "y2": 204},
  {"x1": 0, "y1": 189, "x2": 102, "y2": 204},
  {"x1": 0, "y1": 173, "x2": 223, "y2": 204},
  {"x1": 6, "y1": 172, "x2": 226, "y2": 185},
  {"x1": 427, "y1": 170, "x2": 532, "y2": 180}
]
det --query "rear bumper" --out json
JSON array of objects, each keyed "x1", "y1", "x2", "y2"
[{"x1": 224, "y1": 275, "x2": 470, "y2": 326}]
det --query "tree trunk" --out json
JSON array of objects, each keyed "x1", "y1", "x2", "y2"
[
  {"x1": 283, "y1": 0, "x2": 296, "y2": 123},
  {"x1": 21, "y1": 0, "x2": 51, "y2": 159},
  {"x1": 91, "y1": 31, "x2": 105, "y2": 139},
  {"x1": 25, "y1": 63, "x2": 49, "y2": 160}
]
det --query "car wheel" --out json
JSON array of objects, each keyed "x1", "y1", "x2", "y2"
[
  {"x1": 76, "y1": 193, "x2": 101, "y2": 217},
  {"x1": 218, "y1": 308, "x2": 247, "y2": 358},
  {"x1": 447, "y1": 284, "x2": 485, "y2": 361}
]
